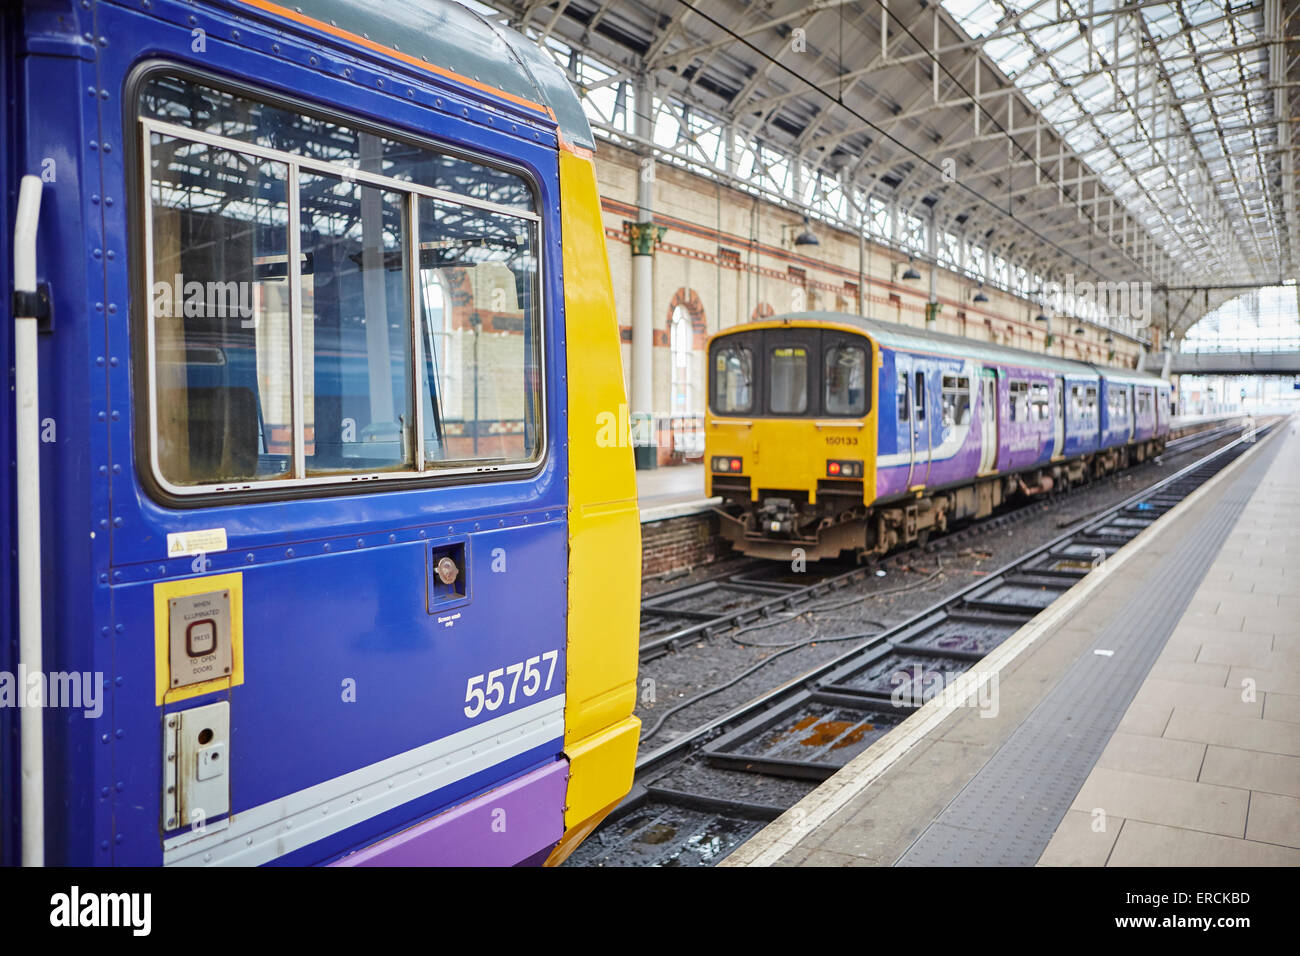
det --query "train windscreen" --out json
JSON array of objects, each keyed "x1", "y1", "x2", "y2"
[{"x1": 708, "y1": 328, "x2": 871, "y2": 418}]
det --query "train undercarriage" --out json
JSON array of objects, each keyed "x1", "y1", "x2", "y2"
[{"x1": 714, "y1": 438, "x2": 1167, "y2": 562}]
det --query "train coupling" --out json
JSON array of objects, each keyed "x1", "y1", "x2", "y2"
[{"x1": 757, "y1": 497, "x2": 800, "y2": 536}]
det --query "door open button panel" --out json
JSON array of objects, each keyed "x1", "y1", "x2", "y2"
[{"x1": 168, "y1": 590, "x2": 232, "y2": 688}]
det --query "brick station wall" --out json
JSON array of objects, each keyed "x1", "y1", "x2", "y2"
[{"x1": 640, "y1": 512, "x2": 733, "y2": 578}]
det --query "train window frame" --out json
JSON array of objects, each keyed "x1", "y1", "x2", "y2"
[
  {"x1": 897, "y1": 370, "x2": 910, "y2": 423},
  {"x1": 940, "y1": 374, "x2": 971, "y2": 428},
  {"x1": 130, "y1": 66, "x2": 548, "y2": 500},
  {"x1": 1030, "y1": 382, "x2": 1050, "y2": 421},
  {"x1": 1008, "y1": 379, "x2": 1029, "y2": 422},
  {"x1": 822, "y1": 342, "x2": 869, "y2": 417},
  {"x1": 710, "y1": 341, "x2": 755, "y2": 415},
  {"x1": 768, "y1": 344, "x2": 811, "y2": 415},
  {"x1": 913, "y1": 371, "x2": 926, "y2": 422}
]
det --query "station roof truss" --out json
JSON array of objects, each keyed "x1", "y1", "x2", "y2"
[{"x1": 472, "y1": 0, "x2": 1299, "y2": 343}]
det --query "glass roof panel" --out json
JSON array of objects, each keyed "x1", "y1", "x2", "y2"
[{"x1": 939, "y1": 0, "x2": 1284, "y2": 285}]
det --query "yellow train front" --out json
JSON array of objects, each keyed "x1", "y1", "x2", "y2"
[{"x1": 707, "y1": 316, "x2": 880, "y2": 561}]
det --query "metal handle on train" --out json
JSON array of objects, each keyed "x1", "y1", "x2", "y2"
[{"x1": 14, "y1": 174, "x2": 45, "y2": 867}]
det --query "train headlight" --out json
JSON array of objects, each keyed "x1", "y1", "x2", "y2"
[
  {"x1": 827, "y1": 459, "x2": 863, "y2": 478},
  {"x1": 712, "y1": 456, "x2": 742, "y2": 473}
]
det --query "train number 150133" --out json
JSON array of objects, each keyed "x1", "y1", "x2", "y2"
[
  {"x1": 825, "y1": 435, "x2": 859, "y2": 446},
  {"x1": 463, "y1": 650, "x2": 559, "y2": 718}
]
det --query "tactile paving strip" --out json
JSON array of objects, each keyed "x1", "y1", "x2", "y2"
[{"x1": 895, "y1": 436, "x2": 1284, "y2": 867}]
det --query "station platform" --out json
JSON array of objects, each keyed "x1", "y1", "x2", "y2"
[
  {"x1": 637, "y1": 463, "x2": 716, "y2": 523},
  {"x1": 1170, "y1": 411, "x2": 1246, "y2": 434},
  {"x1": 724, "y1": 418, "x2": 1299, "y2": 867}
]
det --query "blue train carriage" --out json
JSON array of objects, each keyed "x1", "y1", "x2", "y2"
[
  {"x1": 705, "y1": 312, "x2": 1169, "y2": 561},
  {"x1": 0, "y1": 0, "x2": 640, "y2": 866},
  {"x1": 1094, "y1": 366, "x2": 1170, "y2": 468}
]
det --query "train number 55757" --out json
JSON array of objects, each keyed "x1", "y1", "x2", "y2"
[{"x1": 463, "y1": 650, "x2": 560, "y2": 718}]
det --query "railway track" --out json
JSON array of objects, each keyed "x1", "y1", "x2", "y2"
[{"x1": 571, "y1": 417, "x2": 1275, "y2": 867}]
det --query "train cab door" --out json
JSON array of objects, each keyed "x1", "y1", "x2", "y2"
[
  {"x1": 978, "y1": 367, "x2": 998, "y2": 474},
  {"x1": 1051, "y1": 376, "x2": 1065, "y2": 459}
]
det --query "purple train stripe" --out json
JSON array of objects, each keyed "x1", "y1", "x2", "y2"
[{"x1": 330, "y1": 760, "x2": 568, "y2": 867}]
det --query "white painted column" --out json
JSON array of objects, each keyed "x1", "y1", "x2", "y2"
[
  {"x1": 630, "y1": 75, "x2": 659, "y2": 459},
  {"x1": 926, "y1": 208, "x2": 939, "y2": 328},
  {"x1": 631, "y1": 252, "x2": 654, "y2": 417},
  {"x1": 858, "y1": 208, "x2": 867, "y2": 317}
]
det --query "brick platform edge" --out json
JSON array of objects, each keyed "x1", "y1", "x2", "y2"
[{"x1": 641, "y1": 511, "x2": 733, "y2": 578}]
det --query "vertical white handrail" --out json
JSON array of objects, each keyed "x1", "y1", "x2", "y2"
[{"x1": 13, "y1": 174, "x2": 44, "y2": 866}]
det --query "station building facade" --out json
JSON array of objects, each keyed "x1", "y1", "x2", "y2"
[{"x1": 590, "y1": 142, "x2": 1147, "y2": 466}]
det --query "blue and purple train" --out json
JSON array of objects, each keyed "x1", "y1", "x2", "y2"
[
  {"x1": 1, "y1": 0, "x2": 640, "y2": 866},
  {"x1": 705, "y1": 312, "x2": 1172, "y2": 560}
]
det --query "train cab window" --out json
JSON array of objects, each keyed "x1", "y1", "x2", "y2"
[
  {"x1": 138, "y1": 73, "x2": 542, "y2": 493},
  {"x1": 913, "y1": 371, "x2": 926, "y2": 421},
  {"x1": 770, "y1": 347, "x2": 809, "y2": 414},
  {"x1": 897, "y1": 371, "x2": 910, "y2": 422},
  {"x1": 941, "y1": 375, "x2": 971, "y2": 426},
  {"x1": 712, "y1": 344, "x2": 753, "y2": 414},
  {"x1": 824, "y1": 344, "x2": 867, "y2": 416}
]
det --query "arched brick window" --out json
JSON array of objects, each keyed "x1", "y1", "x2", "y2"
[
  {"x1": 665, "y1": 288, "x2": 707, "y2": 416},
  {"x1": 670, "y1": 306, "x2": 693, "y2": 415}
]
